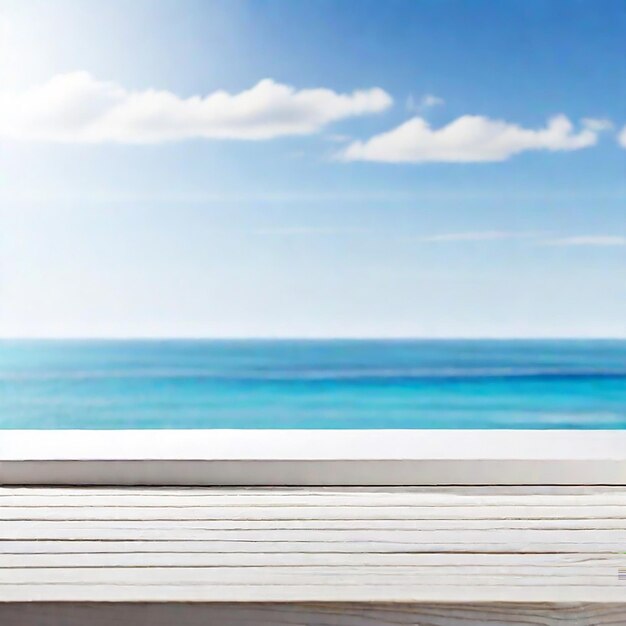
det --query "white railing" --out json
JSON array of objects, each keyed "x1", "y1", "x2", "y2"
[{"x1": 1, "y1": 430, "x2": 626, "y2": 485}]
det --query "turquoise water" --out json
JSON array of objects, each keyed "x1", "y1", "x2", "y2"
[{"x1": 0, "y1": 340, "x2": 625, "y2": 429}]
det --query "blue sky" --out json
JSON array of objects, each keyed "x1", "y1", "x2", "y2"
[{"x1": 0, "y1": 0, "x2": 625, "y2": 337}]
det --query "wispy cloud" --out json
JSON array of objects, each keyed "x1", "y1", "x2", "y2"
[
  {"x1": 0, "y1": 72, "x2": 392, "y2": 143},
  {"x1": 581, "y1": 118, "x2": 613, "y2": 132},
  {"x1": 341, "y1": 114, "x2": 604, "y2": 163},
  {"x1": 619, "y1": 126, "x2": 626, "y2": 148},
  {"x1": 541, "y1": 236, "x2": 626, "y2": 247},
  {"x1": 406, "y1": 93, "x2": 445, "y2": 112},
  {"x1": 325, "y1": 134, "x2": 352, "y2": 143},
  {"x1": 422, "y1": 94, "x2": 445, "y2": 109},
  {"x1": 414, "y1": 231, "x2": 524, "y2": 242},
  {"x1": 255, "y1": 227, "x2": 350, "y2": 236},
  {"x1": 420, "y1": 232, "x2": 626, "y2": 247},
  {"x1": 255, "y1": 229, "x2": 626, "y2": 248},
  {"x1": 254, "y1": 229, "x2": 535, "y2": 241}
]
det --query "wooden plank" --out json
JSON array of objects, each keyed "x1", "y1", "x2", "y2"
[
  {"x1": 2, "y1": 515, "x2": 626, "y2": 530},
  {"x1": 6, "y1": 492, "x2": 626, "y2": 506},
  {"x1": 0, "y1": 564, "x2": 621, "y2": 583},
  {"x1": 0, "y1": 551, "x2": 622, "y2": 568},
  {"x1": 1, "y1": 523, "x2": 623, "y2": 543},
  {"x1": 3, "y1": 602, "x2": 626, "y2": 626},
  {"x1": 0, "y1": 539, "x2": 622, "y2": 554},
  {"x1": 1, "y1": 584, "x2": 625, "y2": 603},
  {"x1": 1, "y1": 505, "x2": 624, "y2": 520},
  {"x1": 0, "y1": 565, "x2": 621, "y2": 585},
  {"x1": 6, "y1": 498, "x2": 626, "y2": 520}
]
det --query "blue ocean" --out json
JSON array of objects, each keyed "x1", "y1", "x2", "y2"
[{"x1": 0, "y1": 340, "x2": 625, "y2": 429}]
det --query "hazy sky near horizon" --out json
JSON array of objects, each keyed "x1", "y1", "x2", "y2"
[{"x1": 1, "y1": 0, "x2": 625, "y2": 338}]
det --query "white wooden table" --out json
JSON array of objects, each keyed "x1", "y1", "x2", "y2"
[{"x1": 1, "y1": 485, "x2": 626, "y2": 624}]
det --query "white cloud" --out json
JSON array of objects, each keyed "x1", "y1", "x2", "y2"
[
  {"x1": 0, "y1": 71, "x2": 392, "y2": 143},
  {"x1": 618, "y1": 126, "x2": 626, "y2": 148},
  {"x1": 542, "y1": 236, "x2": 626, "y2": 247},
  {"x1": 341, "y1": 114, "x2": 601, "y2": 163}
]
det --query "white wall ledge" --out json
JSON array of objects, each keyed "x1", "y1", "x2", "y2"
[{"x1": 1, "y1": 430, "x2": 626, "y2": 485}]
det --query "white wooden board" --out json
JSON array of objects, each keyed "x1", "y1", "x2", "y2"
[{"x1": 0, "y1": 486, "x2": 625, "y2": 612}]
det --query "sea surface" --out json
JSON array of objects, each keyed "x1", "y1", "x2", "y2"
[{"x1": 0, "y1": 340, "x2": 625, "y2": 429}]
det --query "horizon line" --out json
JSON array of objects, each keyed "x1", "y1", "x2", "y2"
[{"x1": 1, "y1": 336, "x2": 625, "y2": 341}]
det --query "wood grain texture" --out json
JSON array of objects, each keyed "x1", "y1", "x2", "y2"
[
  {"x1": 0, "y1": 486, "x2": 625, "y2": 605},
  {"x1": 1, "y1": 602, "x2": 626, "y2": 626}
]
